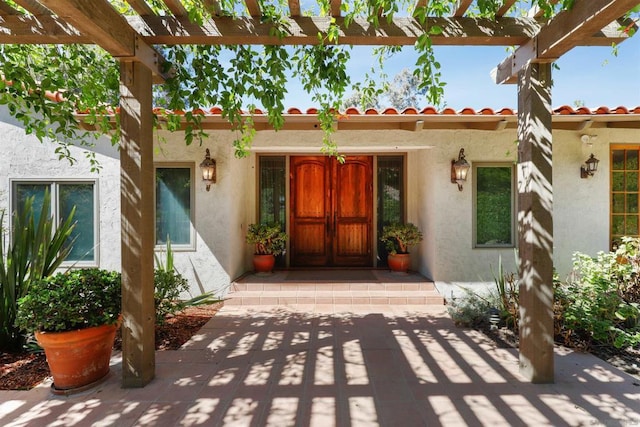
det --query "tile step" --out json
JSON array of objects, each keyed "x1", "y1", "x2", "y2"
[
  {"x1": 225, "y1": 290, "x2": 445, "y2": 306},
  {"x1": 232, "y1": 282, "x2": 436, "y2": 292}
]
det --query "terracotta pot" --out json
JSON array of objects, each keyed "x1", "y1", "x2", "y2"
[
  {"x1": 388, "y1": 253, "x2": 411, "y2": 273},
  {"x1": 253, "y1": 254, "x2": 276, "y2": 274},
  {"x1": 35, "y1": 321, "x2": 119, "y2": 391}
]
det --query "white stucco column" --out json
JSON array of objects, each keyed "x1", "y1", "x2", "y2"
[
  {"x1": 119, "y1": 61, "x2": 155, "y2": 387},
  {"x1": 517, "y1": 62, "x2": 554, "y2": 383}
]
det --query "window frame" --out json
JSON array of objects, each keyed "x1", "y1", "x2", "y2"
[
  {"x1": 10, "y1": 179, "x2": 100, "y2": 267},
  {"x1": 610, "y1": 145, "x2": 640, "y2": 249},
  {"x1": 472, "y1": 162, "x2": 516, "y2": 249},
  {"x1": 154, "y1": 163, "x2": 196, "y2": 251}
]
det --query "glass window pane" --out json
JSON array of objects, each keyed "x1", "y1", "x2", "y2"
[
  {"x1": 626, "y1": 215, "x2": 638, "y2": 235},
  {"x1": 15, "y1": 184, "x2": 48, "y2": 225},
  {"x1": 476, "y1": 166, "x2": 513, "y2": 246},
  {"x1": 627, "y1": 151, "x2": 639, "y2": 170},
  {"x1": 627, "y1": 194, "x2": 639, "y2": 214},
  {"x1": 612, "y1": 151, "x2": 625, "y2": 170},
  {"x1": 612, "y1": 215, "x2": 625, "y2": 235},
  {"x1": 612, "y1": 194, "x2": 625, "y2": 213},
  {"x1": 627, "y1": 172, "x2": 639, "y2": 191},
  {"x1": 377, "y1": 156, "x2": 404, "y2": 263},
  {"x1": 612, "y1": 172, "x2": 625, "y2": 191},
  {"x1": 258, "y1": 157, "x2": 286, "y2": 229},
  {"x1": 60, "y1": 184, "x2": 95, "y2": 261},
  {"x1": 156, "y1": 168, "x2": 191, "y2": 245}
]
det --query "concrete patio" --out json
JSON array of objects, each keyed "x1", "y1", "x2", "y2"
[{"x1": 1, "y1": 304, "x2": 639, "y2": 426}]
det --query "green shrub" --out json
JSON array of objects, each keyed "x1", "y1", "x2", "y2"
[
  {"x1": 15, "y1": 269, "x2": 121, "y2": 333},
  {"x1": 379, "y1": 222, "x2": 423, "y2": 254},
  {"x1": 491, "y1": 253, "x2": 519, "y2": 330},
  {"x1": 557, "y1": 249, "x2": 640, "y2": 349},
  {"x1": 245, "y1": 223, "x2": 287, "y2": 256},
  {"x1": 1, "y1": 192, "x2": 75, "y2": 349},
  {"x1": 154, "y1": 238, "x2": 220, "y2": 325},
  {"x1": 447, "y1": 286, "x2": 501, "y2": 328}
]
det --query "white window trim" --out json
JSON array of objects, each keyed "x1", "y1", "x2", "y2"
[
  {"x1": 472, "y1": 163, "x2": 516, "y2": 249},
  {"x1": 10, "y1": 178, "x2": 100, "y2": 267},
  {"x1": 154, "y1": 163, "x2": 196, "y2": 252}
]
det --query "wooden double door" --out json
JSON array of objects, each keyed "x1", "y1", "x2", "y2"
[{"x1": 290, "y1": 156, "x2": 373, "y2": 267}]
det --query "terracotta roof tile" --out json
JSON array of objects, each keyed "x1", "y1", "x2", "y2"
[
  {"x1": 575, "y1": 107, "x2": 591, "y2": 115},
  {"x1": 402, "y1": 107, "x2": 418, "y2": 114},
  {"x1": 287, "y1": 107, "x2": 302, "y2": 114},
  {"x1": 459, "y1": 107, "x2": 475, "y2": 115},
  {"x1": 420, "y1": 107, "x2": 439, "y2": 114},
  {"x1": 364, "y1": 108, "x2": 378, "y2": 115},
  {"x1": 554, "y1": 105, "x2": 574, "y2": 115},
  {"x1": 382, "y1": 107, "x2": 399, "y2": 114},
  {"x1": 479, "y1": 108, "x2": 495, "y2": 115},
  {"x1": 344, "y1": 107, "x2": 360, "y2": 114},
  {"x1": 441, "y1": 107, "x2": 456, "y2": 115}
]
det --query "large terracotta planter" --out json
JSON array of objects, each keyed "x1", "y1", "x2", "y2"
[
  {"x1": 253, "y1": 254, "x2": 276, "y2": 274},
  {"x1": 388, "y1": 253, "x2": 411, "y2": 273},
  {"x1": 35, "y1": 321, "x2": 119, "y2": 392}
]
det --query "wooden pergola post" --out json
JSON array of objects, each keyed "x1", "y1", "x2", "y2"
[
  {"x1": 119, "y1": 61, "x2": 156, "y2": 387},
  {"x1": 516, "y1": 62, "x2": 555, "y2": 383}
]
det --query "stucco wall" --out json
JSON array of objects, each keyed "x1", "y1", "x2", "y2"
[{"x1": 2, "y1": 107, "x2": 640, "y2": 298}]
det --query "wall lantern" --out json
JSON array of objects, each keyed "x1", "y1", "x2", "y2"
[
  {"x1": 580, "y1": 153, "x2": 600, "y2": 179},
  {"x1": 451, "y1": 148, "x2": 471, "y2": 191},
  {"x1": 199, "y1": 148, "x2": 217, "y2": 191}
]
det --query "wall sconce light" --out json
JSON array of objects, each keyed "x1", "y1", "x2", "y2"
[
  {"x1": 199, "y1": 148, "x2": 217, "y2": 191},
  {"x1": 451, "y1": 148, "x2": 471, "y2": 191},
  {"x1": 580, "y1": 153, "x2": 599, "y2": 179}
]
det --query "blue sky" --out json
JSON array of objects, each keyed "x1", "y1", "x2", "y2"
[{"x1": 281, "y1": 34, "x2": 640, "y2": 110}]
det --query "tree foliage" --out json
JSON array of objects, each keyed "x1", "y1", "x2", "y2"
[{"x1": 0, "y1": 0, "x2": 619, "y2": 159}]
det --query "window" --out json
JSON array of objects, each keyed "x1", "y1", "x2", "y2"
[
  {"x1": 258, "y1": 156, "x2": 286, "y2": 229},
  {"x1": 377, "y1": 156, "x2": 405, "y2": 263},
  {"x1": 611, "y1": 146, "x2": 639, "y2": 248},
  {"x1": 155, "y1": 165, "x2": 194, "y2": 248},
  {"x1": 474, "y1": 164, "x2": 515, "y2": 247},
  {"x1": 13, "y1": 181, "x2": 98, "y2": 265}
]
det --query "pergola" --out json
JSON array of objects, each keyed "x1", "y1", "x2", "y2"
[{"x1": 1, "y1": 0, "x2": 638, "y2": 387}]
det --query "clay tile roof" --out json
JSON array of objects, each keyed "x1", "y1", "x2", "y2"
[
  {"x1": 441, "y1": 107, "x2": 456, "y2": 115},
  {"x1": 613, "y1": 106, "x2": 629, "y2": 114},
  {"x1": 192, "y1": 108, "x2": 206, "y2": 115},
  {"x1": 344, "y1": 107, "x2": 360, "y2": 114},
  {"x1": 209, "y1": 107, "x2": 222, "y2": 114},
  {"x1": 401, "y1": 107, "x2": 418, "y2": 115},
  {"x1": 479, "y1": 108, "x2": 495, "y2": 115},
  {"x1": 633, "y1": 106, "x2": 640, "y2": 114},
  {"x1": 459, "y1": 107, "x2": 476, "y2": 115},
  {"x1": 364, "y1": 108, "x2": 378, "y2": 115},
  {"x1": 497, "y1": 108, "x2": 515, "y2": 115},
  {"x1": 252, "y1": 108, "x2": 264, "y2": 114},
  {"x1": 575, "y1": 107, "x2": 591, "y2": 115},
  {"x1": 420, "y1": 107, "x2": 438, "y2": 114},
  {"x1": 287, "y1": 107, "x2": 302, "y2": 114},
  {"x1": 382, "y1": 107, "x2": 399, "y2": 114},
  {"x1": 554, "y1": 105, "x2": 575, "y2": 115},
  {"x1": 596, "y1": 106, "x2": 611, "y2": 114}
]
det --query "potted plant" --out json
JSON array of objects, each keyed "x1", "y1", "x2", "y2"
[
  {"x1": 380, "y1": 222, "x2": 423, "y2": 273},
  {"x1": 15, "y1": 268, "x2": 121, "y2": 393},
  {"x1": 245, "y1": 223, "x2": 287, "y2": 274}
]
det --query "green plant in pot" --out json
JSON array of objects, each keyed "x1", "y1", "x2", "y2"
[
  {"x1": 15, "y1": 268, "x2": 122, "y2": 393},
  {"x1": 1, "y1": 191, "x2": 76, "y2": 352},
  {"x1": 245, "y1": 223, "x2": 287, "y2": 274},
  {"x1": 380, "y1": 222, "x2": 423, "y2": 273}
]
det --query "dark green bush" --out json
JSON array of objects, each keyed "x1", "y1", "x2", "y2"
[
  {"x1": 15, "y1": 268, "x2": 121, "y2": 333},
  {"x1": 557, "y1": 246, "x2": 640, "y2": 349}
]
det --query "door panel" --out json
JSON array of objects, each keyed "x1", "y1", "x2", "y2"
[
  {"x1": 291, "y1": 157, "x2": 330, "y2": 266},
  {"x1": 291, "y1": 155, "x2": 372, "y2": 267},
  {"x1": 333, "y1": 157, "x2": 372, "y2": 265}
]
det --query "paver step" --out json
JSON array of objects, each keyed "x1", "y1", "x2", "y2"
[
  {"x1": 225, "y1": 290, "x2": 445, "y2": 306},
  {"x1": 232, "y1": 281, "x2": 436, "y2": 292}
]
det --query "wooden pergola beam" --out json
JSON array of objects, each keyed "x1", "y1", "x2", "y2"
[
  {"x1": 162, "y1": 0, "x2": 187, "y2": 17},
  {"x1": 125, "y1": 0, "x2": 155, "y2": 16},
  {"x1": 36, "y1": 0, "x2": 168, "y2": 81},
  {"x1": 496, "y1": 0, "x2": 518, "y2": 17},
  {"x1": 453, "y1": 0, "x2": 473, "y2": 17},
  {"x1": 245, "y1": 0, "x2": 261, "y2": 17},
  {"x1": 495, "y1": 0, "x2": 640, "y2": 84},
  {"x1": 124, "y1": 15, "x2": 541, "y2": 45},
  {"x1": 11, "y1": 0, "x2": 52, "y2": 16},
  {"x1": 0, "y1": 2, "x2": 18, "y2": 15},
  {"x1": 2, "y1": 12, "x2": 631, "y2": 47},
  {"x1": 288, "y1": 0, "x2": 301, "y2": 17}
]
